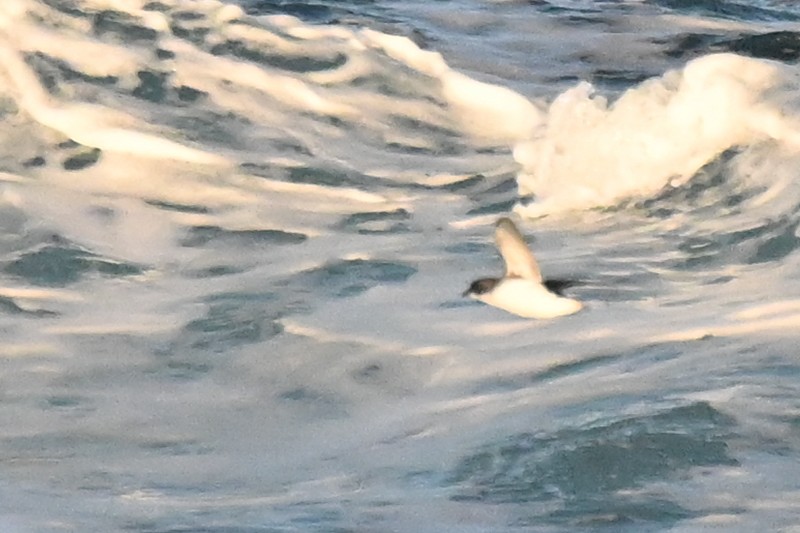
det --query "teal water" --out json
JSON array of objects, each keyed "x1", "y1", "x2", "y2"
[{"x1": 1, "y1": 0, "x2": 800, "y2": 531}]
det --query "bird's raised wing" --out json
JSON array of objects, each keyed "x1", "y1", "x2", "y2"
[{"x1": 495, "y1": 217, "x2": 542, "y2": 282}]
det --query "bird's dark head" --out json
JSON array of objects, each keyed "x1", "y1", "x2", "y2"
[{"x1": 463, "y1": 278, "x2": 499, "y2": 297}]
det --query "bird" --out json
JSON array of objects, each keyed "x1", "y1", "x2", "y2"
[{"x1": 464, "y1": 217, "x2": 583, "y2": 319}]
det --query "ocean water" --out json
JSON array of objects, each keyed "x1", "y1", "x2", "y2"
[{"x1": 2, "y1": 0, "x2": 800, "y2": 531}]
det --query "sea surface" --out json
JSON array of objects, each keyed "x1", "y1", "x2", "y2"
[{"x1": 2, "y1": 0, "x2": 800, "y2": 531}]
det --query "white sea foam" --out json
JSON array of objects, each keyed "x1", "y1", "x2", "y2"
[
  {"x1": 512, "y1": 53, "x2": 800, "y2": 216},
  {"x1": 0, "y1": 41, "x2": 229, "y2": 164},
  {"x1": 1, "y1": 0, "x2": 800, "y2": 531},
  {"x1": 361, "y1": 28, "x2": 545, "y2": 142}
]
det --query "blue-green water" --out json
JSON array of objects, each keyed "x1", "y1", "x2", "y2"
[{"x1": 1, "y1": 0, "x2": 800, "y2": 531}]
